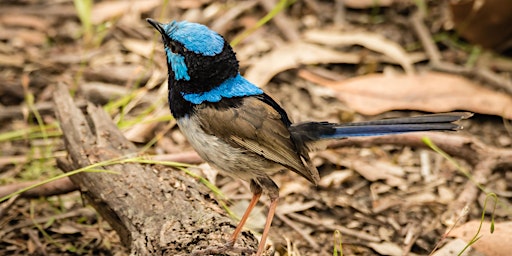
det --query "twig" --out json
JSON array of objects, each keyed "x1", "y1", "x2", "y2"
[
  {"x1": 287, "y1": 212, "x2": 381, "y2": 242},
  {"x1": 26, "y1": 228, "x2": 48, "y2": 256},
  {"x1": 0, "y1": 100, "x2": 86, "y2": 121},
  {"x1": 0, "y1": 208, "x2": 96, "y2": 238},
  {"x1": 211, "y1": 1, "x2": 259, "y2": 34},
  {"x1": 275, "y1": 211, "x2": 320, "y2": 249},
  {"x1": 0, "y1": 178, "x2": 77, "y2": 199},
  {"x1": 0, "y1": 194, "x2": 20, "y2": 220}
]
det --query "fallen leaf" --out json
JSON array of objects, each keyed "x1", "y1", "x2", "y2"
[
  {"x1": 304, "y1": 30, "x2": 414, "y2": 74},
  {"x1": 449, "y1": 220, "x2": 512, "y2": 256},
  {"x1": 244, "y1": 42, "x2": 361, "y2": 87},
  {"x1": 368, "y1": 241, "x2": 403, "y2": 255},
  {"x1": 318, "y1": 151, "x2": 406, "y2": 187},
  {"x1": 319, "y1": 170, "x2": 354, "y2": 188},
  {"x1": 404, "y1": 192, "x2": 437, "y2": 206},
  {"x1": 49, "y1": 224, "x2": 81, "y2": 234},
  {"x1": 299, "y1": 70, "x2": 512, "y2": 118},
  {"x1": 431, "y1": 238, "x2": 473, "y2": 256},
  {"x1": 277, "y1": 201, "x2": 317, "y2": 215},
  {"x1": 230, "y1": 200, "x2": 266, "y2": 230},
  {"x1": 372, "y1": 195, "x2": 403, "y2": 213},
  {"x1": 345, "y1": 159, "x2": 406, "y2": 187}
]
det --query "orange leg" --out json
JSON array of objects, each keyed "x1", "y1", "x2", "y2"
[
  {"x1": 229, "y1": 192, "x2": 262, "y2": 245},
  {"x1": 255, "y1": 197, "x2": 279, "y2": 256}
]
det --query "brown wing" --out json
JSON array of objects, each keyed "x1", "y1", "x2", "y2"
[{"x1": 196, "y1": 96, "x2": 319, "y2": 184}]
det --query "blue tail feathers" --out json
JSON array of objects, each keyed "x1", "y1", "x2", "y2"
[{"x1": 290, "y1": 112, "x2": 472, "y2": 141}]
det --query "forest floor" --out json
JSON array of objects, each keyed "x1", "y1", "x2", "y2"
[{"x1": 1, "y1": 0, "x2": 512, "y2": 255}]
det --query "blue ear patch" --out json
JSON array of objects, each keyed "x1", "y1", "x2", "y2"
[
  {"x1": 163, "y1": 21, "x2": 224, "y2": 56},
  {"x1": 166, "y1": 47, "x2": 190, "y2": 81},
  {"x1": 182, "y1": 74, "x2": 263, "y2": 104}
]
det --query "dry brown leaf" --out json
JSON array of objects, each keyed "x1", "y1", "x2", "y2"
[
  {"x1": 230, "y1": 200, "x2": 266, "y2": 230},
  {"x1": 319, "y1": 170, "x2": 354, "y2": 188},
  {"x1": 449, "y1": 220, "x2": 512, "y2": 256},
  {"x1": 368, "y1": 241, "x2": 403, "y2": 255},
  {"x1": 304, "y1": 30, "x2": 415, "y2": 74},
  {"x1": 277, "y1": 201, "x2": 317, "y2": 215},
  {"x1": 372, "y1": 195, "x2": 403, "y2": 213},
  {"x1": 244, "y1": 42, "x2": 361, "y2": 86},
  {"x1": 432, "y1": 239, "x2": 473, "y2": 256},
  {"x1": 341, "y1": 159, "x2": 406, "y2": 187},
  {"x1": 91, "y1": 0, "x2": 161, "y2": 25},
  {"x1": 299, "y1": 70, "x2": 512, "y2": 118},
  {"x1": 318, "y1": 151, "x2": 406, "y2": 187},
  {"x1": 404, "y1": 192, "x2": 437, "y2": 205}
]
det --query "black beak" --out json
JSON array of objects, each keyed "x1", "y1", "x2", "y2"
[{"x1": 146, "y1": 18, "x2": 165, "y2": 36}]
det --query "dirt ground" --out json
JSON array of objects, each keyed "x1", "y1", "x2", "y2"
[{"x1": 1, "y1": 0, "x2": 512, "y2": 255}]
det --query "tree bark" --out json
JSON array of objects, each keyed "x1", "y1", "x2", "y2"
[{"x1": 53, "y1": 83, "x2": 258, "y2": 255}]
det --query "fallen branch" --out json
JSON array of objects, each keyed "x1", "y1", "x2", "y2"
[
  {"x1": 53, "y1": 83, "x2": 258, "y2": 255},
  {"x1": 0, "y1": 178, "x2": 76, "y2": 199}
]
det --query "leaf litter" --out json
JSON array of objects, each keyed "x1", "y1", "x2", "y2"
[{"x1": 0, "y1": 0, "x2": 511, "y2": 255}]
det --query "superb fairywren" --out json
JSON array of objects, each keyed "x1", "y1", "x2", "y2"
[{"x1": 147, "y1": 18, "x2": 471, "y2": 255}]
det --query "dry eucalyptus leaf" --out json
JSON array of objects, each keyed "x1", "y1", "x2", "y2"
[
  {"x1": 244, "y1": 42, "x2": 361, "y2": 87},
  {"x1": 431, "y1": 238, "x2": 474, "y2": 256},
  {"x1": 339, "y1": 158, "x2": 406, "y2": 187},
  {"x1": 276, "y1": 201, "x2": 317, "y2": 215},
  {"x1": 299, "y1": 70, "x2": 512, "y2": 118},
  {"x1": 230, "y1": 200, "x2": 266, "y2": 230},
  {"x1": 319, "y1": 170, "x2": 354, "y2": 188},
  {"x1": 368, "y1": 241, "x2": 403, "y2": 255},
  {"x1": 304, "y1": 30, "x2": 414, "y2": 74},
  {"x1": 449, "y1": 220, "x2": 512, "y2": 256}
]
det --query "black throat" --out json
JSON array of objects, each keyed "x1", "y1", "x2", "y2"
[{"x1": 167, "y1": 41, "x2": 239, "y2": 118}]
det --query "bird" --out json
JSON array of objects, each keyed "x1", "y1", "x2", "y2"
[{"x1": 146, "y1": 18, "x2": 471, "y2": 255}]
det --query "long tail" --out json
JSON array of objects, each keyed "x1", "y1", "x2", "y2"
[{"x1": 290, "y1": 112, "x2": 472, "y2": 141}]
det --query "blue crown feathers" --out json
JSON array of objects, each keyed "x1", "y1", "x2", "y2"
[{"x1": 163, "y1": 21, "x2": 224, "y2": 56}]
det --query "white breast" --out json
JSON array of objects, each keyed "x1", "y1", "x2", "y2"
[{"x1": 176, "y1": 116, "x2": 281, "y2": 181}]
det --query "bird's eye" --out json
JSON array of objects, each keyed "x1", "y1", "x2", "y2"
[{"x1": 168, "y1": 43, "x2": 179, "y2": 53}]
